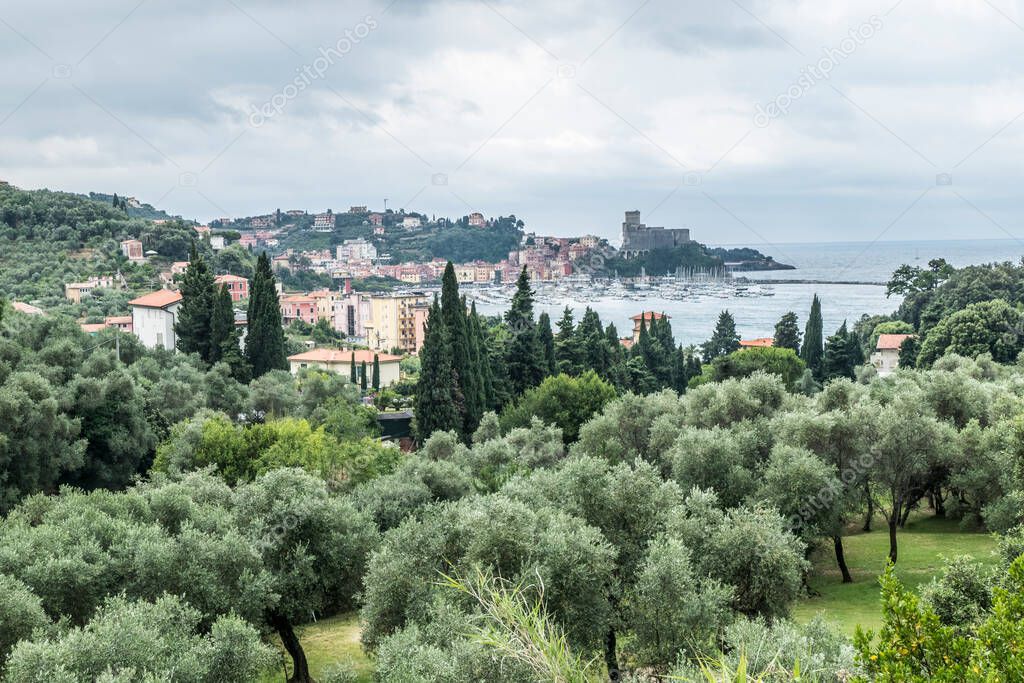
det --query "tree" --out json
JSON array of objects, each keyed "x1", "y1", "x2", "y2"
[
  {"x1": 3, "y1": 595, "x2": 276, "y2": 683},
  {"x1": 773, "y1": 311, "x2": 801, "y2": 353},
  {"x1": 801, "y1": 294, "x2": 824, "y2": 378},
  {"x1": 175, "y1": 243, "x2": 216, "y2": 362},
  {"x1": 861, "y1": 394, "x2": 955, "y2": 563},
  {"x1": 554, "y1": 307, "x2": 582, "y2": 375},
  {"x1": 538, "y1": 311, "x2": 556, "y2": 376},
  {"x1": 822, "y1": 321, "x2": 856, "y2": 381},
  {"x1": 855, "y1": 558, "x2": 1024, "y2": 681},
  {"x1": 360, "y1": 360, "x2": 368, "y2": 391},
  {"x1": 233, "y1": 469, "x2": 378, "y2": 682},
  {"x1": 499, "y1": 371, "x2": 617, "y2": 445},
  {"x1": 505, "y1": 267, "x2": 545, "y2": 396},
  {"x1": 0, "y1": 371, "x2": 85, "y2": 513},
  {"x1": 372, "y1": 354, "x2": 381, "y2": 390},
  {"x1": 898, "y1": 335, "x2": 920, "y2": 368},
  {"x1": 414, "y1": 299, "x2": 462, "y2": 442},
  {"x1": 0, "y1": 574, "x2": 47, "y2": 666},
  {"x1": 689, "y1": 347, "x2": 805, "y2": 390},
  {"x1": 245, "y1": 252, "x2": 287, "y2": 378},
  {"x1": 700, "y1": 310, "x2": 741, "y2": 362},
  {"x1": 210, "y1": 284, "x2": 248, "y2": 381},
  {"x1": 441, "y1": 263, "x2": 481, "y2": 434},
  {"x1": 917, "y1": 299, "x2": 1024, "y2": 367},
  {"x1": 350, "y1": 352, "x2": 357, "y2": 384}
]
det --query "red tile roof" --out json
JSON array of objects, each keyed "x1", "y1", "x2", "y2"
[
  {"x1": 129, "y1": 290, "x2": 183, "y2": 309},
  {"x1": 631, "y1": 311, "x2": 670, "y2": 321},
  {"x1": 214, "y1": 274, "x2": 247, "y2": 282},
  {"x1": 740, "y1": 337, "x2": 774, "y2": 348},
  {"x1": 288, "y1": 348, "x2": 402, "y2": 364},
  {"x1": 876, "y1": 333, "x2": 914, "y2": 350}
]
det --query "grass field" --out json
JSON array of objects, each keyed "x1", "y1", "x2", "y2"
[
  {"x1": 792, "y1": 513, "x2": 999, "y2": 635},
  {"x1": 260, "y1": 614, "x2": 374, "y2": 683}
]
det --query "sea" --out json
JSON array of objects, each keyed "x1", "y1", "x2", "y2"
[{"x1": 474, "y1": 239, "x2": 1024, "y2": 347}]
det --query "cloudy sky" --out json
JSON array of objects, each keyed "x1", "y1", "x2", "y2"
[{"x1": 2, "y1": 0, "x2": 1024, "y2": 246}]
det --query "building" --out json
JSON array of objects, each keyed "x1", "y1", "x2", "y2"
[
  {"x1": 620, "y1": 210, "x2": 691, "y2": 257},
  {"x1": 215, "y1": 274, "x2": 249, "y2": 302},
  {"x1": 334, "y1": 291, "x2": 372, "y2": 340},
  {"x1": 468, "y1": 212, "x2": 486, "y2": 227},
  {"x1": 739, "y1": 338, "x2": 774, "y2": 348},
  {"x1": 579, "y1": 234, "x2": 599, "y2": 249},
  {"x1": 630, "y1": 311, "x2": 670, "y2": 343},
  {"x1": 104, "y1": 315, "x2": 133, "y2": 332},
  {"x1": 281, "y1": 295, "x2": 318, "y2": 325},
  {"x1": 287, "y1": 348, "x2": 402, "y2": 387},
  {"x1": 336, "y1": 238, "x2": 377, "y2": 262},
  {"x1": 65, "y1": 276, "x2": 118, "y2": 303},
  {"x1": 309, "y1": 289, "x2": 341, "y2": 323},
  {"x1": 369, "y1": 213, "x2": 384, "y2": 226},
  {"x1": 209, "y1": 235, "x2": 226, "y2": 250},
  {"x1": 401, "y1": 216, "x2": 421, "y2": 229},
  {"x1": 120, "y1": 239, "x2": 145, "y2": 262},
  {"x1": 871, "y1": 334, "x2": 914, "y2": 377},
  {"x1": 313, "y1": 211, "x2": 335, "y2": 231},
  {"x1": 170, "y1": 261, "x2": 190, "y2": 276},
  {"x1": 129, "y1": 290, "x2": 183, "y2": 350},
  {"x1": 363, "y1": 293, "x2": 429, "y2": 352},
  {"x1": 349, "y1": 205, "x2": 368, "y2": 214},
  {"x1": 239, "y1": 234, "x2": 258, "y2": 249}
]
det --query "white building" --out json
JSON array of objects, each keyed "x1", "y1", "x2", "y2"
[
  {"x1": 402, "y1": 216, "x2": 421, "y2": 229},
  {"x1": 209, "y1": 235, "x2": 226, "y2": 250},
  {"x1": 336, "y1": 238, "x2": 377, "y2": 262},
  {"x1": 129, "y1": 290, "x2": 183, "y2": 350},
  {"x1": 870, "y1": 333, "x2": 914, "y2": 377}
]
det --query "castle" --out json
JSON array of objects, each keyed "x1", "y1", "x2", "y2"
[{"x1": 620, "y1": 210, "x2": 691, "y2": 257}]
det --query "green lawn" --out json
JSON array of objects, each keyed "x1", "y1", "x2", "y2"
[
  {"x1": 260, "y1": 614, "x2": 374, "y2": 683},
  {"x1": 792, "y1": 514, "x2": 998, "y2": 635}
]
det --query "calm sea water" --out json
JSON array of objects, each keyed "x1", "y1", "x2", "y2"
[{"x1": 475, "y1": 239, "x2": 1023, "y2": 346}]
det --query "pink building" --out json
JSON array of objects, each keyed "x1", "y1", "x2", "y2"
[
  {"x1": 281, "y1": 295, "x2": 318, "y2": 325},
  {"x1": 215, "y1": 274, "x2": 249, "y2": 302}
]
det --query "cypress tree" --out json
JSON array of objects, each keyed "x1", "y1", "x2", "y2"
[
  {"x1": 175, "y1": 244, "x2": 216, "y2": 362},
  {"x1": 554, "y1": 307, "x2": 581, "y2": 375},
  {"x1": 700, "y1": 310, "x2": 740, "y2": 362},
  {"x1": 578, "y1": 307, "x2": 610, "y2": 375},
  {"x1": 537, "y1": 311, "x2": 556, "y2": 376},
  {"x1": 350, "y1": 352, "x2": 357, "y2": 384},
  {"x1": 209, "y1": 284, "x2": 249, "y2": 380},
  {"x1": 414, "y1": 298, "x2": 461, "y2": 441},
  {"x1": 440, "y1": 263, "x2": 480, "y2": 435},
  {"x1": 774, "y1": 311, "x2": 801, "y2": 353},
  {"x1": 504, "y1": 266, "x2": 544, "y2": 396},
  {"x1": 822, "y1": 321, "x2": 854, "y2": 380},
  {"x1": 372, "y1": 354, "x2": 380, "y2": 390},
  {"x1": 360, "y1": 360, "x2": 368, "y2": 391},
  {"x1": 469, "y1": 302, "x2": 494, "y2": 410},
  {"x1": 245, "y1": 252, "x2": 288, "y2": 377},
  {"x1": 801, "y1": 294, "x2": 824, "y2": 379}
]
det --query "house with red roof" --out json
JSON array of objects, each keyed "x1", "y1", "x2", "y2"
[
  {"x1": 739, "y1": 337, "x2": 774, "y2": 348},
  {"x1": 129, "y1": 289, "x2": 183, "y2": 350},
  {"x1": 287, "y1": 348, "x2": 403, "y2": 387},
  {"x1": 215, "y1": 274, "x2": 249, "y2": 302},
  {"x1": 870, "y1": 333, "x2": 914, "y2": 376}
]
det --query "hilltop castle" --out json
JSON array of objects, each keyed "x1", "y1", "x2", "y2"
[{"x1": 620, "y1": 210, "x2": 691, "y2": 257}]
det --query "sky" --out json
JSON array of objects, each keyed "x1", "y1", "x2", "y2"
[{"x1": 2, "y1": 0, "x2": 1024, "y2": 247}]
